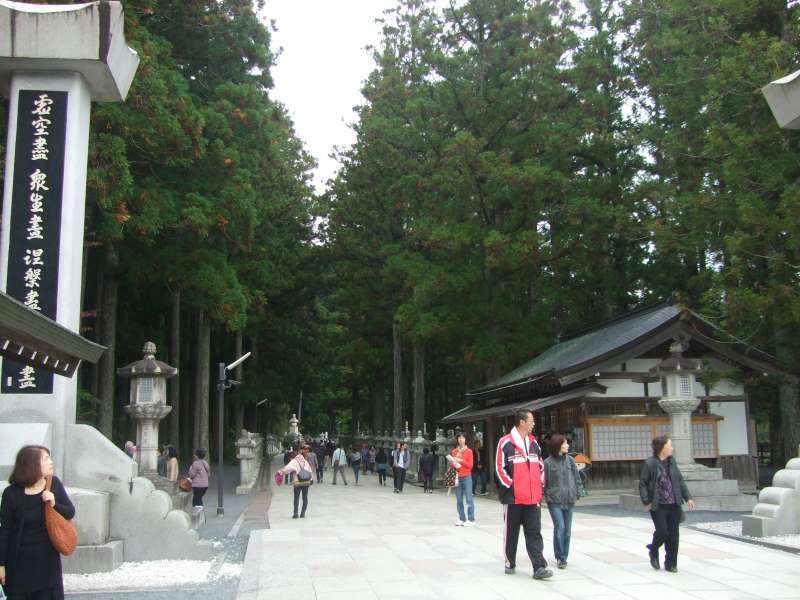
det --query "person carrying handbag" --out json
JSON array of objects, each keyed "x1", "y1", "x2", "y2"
[
  {"x1": 188, "y1": 448, "x2": 211, "y2": 507},
  {"x1": 0, "y1": 445, "x2": 75, "y2": 600},
  {"x1": 278, "y1": 445, "x2": 315, "y2": 519}
]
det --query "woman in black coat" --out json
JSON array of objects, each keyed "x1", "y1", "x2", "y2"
[
  {"x1": 0, "y1": 445, "x2": 75, "y2": 599},
  {"x1": 639, "y1": 436, "x2": 695, "y2": 573}
]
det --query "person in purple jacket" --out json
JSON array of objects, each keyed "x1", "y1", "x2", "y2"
[{"x1": 188, "y1": 448, "x2": 211, "y2": 507}]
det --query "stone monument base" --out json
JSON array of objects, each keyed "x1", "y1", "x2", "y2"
[
  {"x1": 741, "y1": 454, "x2": 800, "y2": 537},
  {"x1": 619, "y1": 463, "x2": 756, "y2": 512}
]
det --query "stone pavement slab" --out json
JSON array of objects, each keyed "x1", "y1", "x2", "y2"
[{"x1": 237, "y1": 457, "x2": 800, "y2": 600}]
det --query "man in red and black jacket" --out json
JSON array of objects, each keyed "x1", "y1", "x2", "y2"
[{"x1": 495, "y1": 409, "x2": 553, "y2": 580}]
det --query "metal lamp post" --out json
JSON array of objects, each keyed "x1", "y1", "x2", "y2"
[{"x1": 216, "y1": 352, "x2": 250, "y2": 516}]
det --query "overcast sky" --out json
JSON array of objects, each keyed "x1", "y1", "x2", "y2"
[{"x1": 261, "y1": 1, "x2": 401, "y2": 193}]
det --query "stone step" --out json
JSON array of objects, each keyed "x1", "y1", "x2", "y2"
[
  {"x1": 619, "y1": 492, "x2": 756, "y2": 512},
  {"x1": 62, "y1": 540, "x2": 124, "y2": 574},
  {"x1": 68, "y1": 486, "x2": 110, "y2": 545}
]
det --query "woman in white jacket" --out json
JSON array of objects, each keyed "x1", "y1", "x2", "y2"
[{"x1": 278, "y1": 445, "x2": 314, "y2": 518}]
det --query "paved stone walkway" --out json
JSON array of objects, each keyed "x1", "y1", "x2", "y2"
[{"x1": 237, "y1": 458, "x2": 800, "y2": 600}]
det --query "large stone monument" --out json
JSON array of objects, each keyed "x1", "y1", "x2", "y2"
[
  {"x1": 0, "y1": 0, "x2": 210, "y2": 572},
  {"x1": 620, "y1": 339, "x2": 755, "y2": 511},
  {"x1": 743, "y1": 72, "x2": 800, "y2": 537}
]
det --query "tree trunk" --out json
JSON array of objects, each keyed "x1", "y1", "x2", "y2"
[
  {"x1": 194, "y1": 310, "x2": 211, "y2": 451},
  {"x1": 169, "y1": 289, "x2": 181, "y2": 447},
  {"x1": 413, "y1": 338, "x2": 426, "y2": 435},
  {"x1": 351, "y1": 385, "x2": 359, "y2": 434},
  {"x1": 393, "y1": 320, "x2": 403, "y2": 434},
  {"x1": 372, "y1": 381, "x2": 384, "y2": 434},
  {"x1": 96, "y1": 266, "x2": 118, "y2": 439},
  {"x1": 234, "y1": 330, "x2": 245, "y2": 433},
  {"x1": 775, "y1": 329, "x2": 800, "y2": 464}
]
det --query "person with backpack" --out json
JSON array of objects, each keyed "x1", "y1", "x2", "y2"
[{"x1": 278, "y1": 445, "x2": 315, "y2": 518}]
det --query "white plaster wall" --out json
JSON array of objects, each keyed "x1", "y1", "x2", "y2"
[
  {"x1": 708, "y1": 401, "x2": 749, "y2": 456},
  {"x1": 589, "y1": 378, "x2": 647, "y2": 397}
]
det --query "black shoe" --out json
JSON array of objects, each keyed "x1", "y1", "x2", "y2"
[
  {"x1": 504, "y1": 566, "x2": 515, "y2": 575},
  {"x1": 292, "y1": 515, "x2": 298, "y2": 519},
  {"x1": 665, "y1": 565, "x2": 677, "y2": 573},
  {"x1": 533, "y1": 567, "x2": 553, "y2": 580},
  {"x1": 647, "y1": 544, "x2": 660, "y2": 570},
  {"x1": 300, "y1": 514, "x2": 306, "y2": 518},
  {"x1": 557, "y1": 560, "x2": 567, "y2": 569}
]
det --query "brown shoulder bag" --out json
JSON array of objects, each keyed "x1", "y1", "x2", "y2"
[{"x1": 44, "y1": 475, "x2": 78, "y2": 556}]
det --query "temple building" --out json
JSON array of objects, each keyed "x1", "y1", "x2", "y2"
[{"x1": 442, "y1": 302, "x2": 789, "y2": 489}]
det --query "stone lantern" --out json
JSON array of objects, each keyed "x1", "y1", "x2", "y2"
[
  {"x1": 650, "y1": 338, "x2": 703, "y2": 468},
  {"x1": 118, "y1": 341, "x2": 177, "y2": 475}
]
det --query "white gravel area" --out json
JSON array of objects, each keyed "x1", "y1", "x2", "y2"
[
  {"x1": 696, "y1": 520, "x2": 800, "y2": 549},
  {"x1": 64, "y1": 559, "x2": 242, "y2": 592}
]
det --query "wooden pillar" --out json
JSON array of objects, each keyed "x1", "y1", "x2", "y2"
[{"x1": 486, "y1": 417, "x2": 497, "y2": 487}]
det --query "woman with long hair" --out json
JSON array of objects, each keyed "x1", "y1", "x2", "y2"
[{"x1": 0, "y1": 445, "x2": 75, "y2": 599}]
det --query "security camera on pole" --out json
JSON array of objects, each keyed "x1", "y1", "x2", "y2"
[{"x1": 216, "y1": 351, "x2": 250, "y2": 516}]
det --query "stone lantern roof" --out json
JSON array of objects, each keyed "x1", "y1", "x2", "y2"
[{"x1": 117, "y1": 341, "x2": 177, "y2": 379}]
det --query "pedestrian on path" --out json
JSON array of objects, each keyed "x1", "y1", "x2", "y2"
[
  {"x1": 188, "y1": 448, "x2": 211, "y2": 507},
  {"x1": 350, "y1": 447, "x2": 362, "y2": 484},
  {"x1": 332, "y1": 443, "x2": 348, "y2": 485},
  {"x1": 368, "y1": 445, "x2": 376, "y2": 474},
  {"x1": 314, "y1": 443, "x2": 326, "y2": 483},
  {"x1": 451, "y1": 433, "x2": 475, "y2": 526},
  {"x1": 392, "y1": 442, "x2": 410, "y2": 493},
  {"x1": 166, "y1": 445, "x2": 179, "y2": 482},
  {"x1": 278, "y1": 444, "x2": 314, "y2": 518},
  {"x1": 495, "y1": 409, "x2": 552, "y2": 580},
  {"x1": 639, "y1": 436, "x2": 695, "y2": 573},
  {"x1": 419, "y1": 447, "x2": 436, "y2": 493},
  {"x1": 306, "y1": 446, "x2": 320, "y2": 485},
  {"x1": 472, "y1": 439, "x2": 488, "y2": 496},
  {"x1": 361, "y1": 444, "x2": 369, "y2": 474},
  {"x1": 543, "y1": 435, "x2": 582, "y2": 569},
  {"x1": 283, "y1": 447, "x2": 296, "y2": 485},
  {"x1": 376, "y1": 447, "x2": 388, "y2": 486},
  {"x1": 0, "y1": 445, "x2": 75, "y2": 600}
]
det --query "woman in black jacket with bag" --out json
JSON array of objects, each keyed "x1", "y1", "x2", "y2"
[
  {"x1": 0, "y1": 445, "x2": 75, "y2": 599},
  {"x1": 639, "y1": 436, "x2": 695, "y2": 573}
]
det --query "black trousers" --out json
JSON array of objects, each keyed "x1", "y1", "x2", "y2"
[
  {"x1": 293, "y1": 484, "x2": 309, "y2": 517},
  {"x1": 378, "y1": 468, "x2": 387, "y2": 485},
  {"x1": 504, "y1": 504, "x2": 546, "y2": 570},
  {"x1": 192, "y1": 486, "x2": 208, "y2": 507},
  {"x1": 650, "y1": 503, "x2": 680, "y2": 568},
  {"x1": 394, "y1": 467, "x2": 407, "y2": 491},
  {"x1": 316, "y1": 464, "x2": 324, "y2": 483},
  {"x1": 422, "y1": 474, "x2": 433, "y2": 491}
]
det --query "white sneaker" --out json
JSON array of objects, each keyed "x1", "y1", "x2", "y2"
[
  {"x1": 454, "y1": 520, "x2": 465, "y2": 526},
  {"x1": 463, "y1": 521, "x2": 476, "y2": 527}
]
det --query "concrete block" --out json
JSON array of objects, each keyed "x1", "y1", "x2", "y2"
[
  {"x1": 742, "y1": 515, "x2": 767, "y2": 537},
  {"x1": 0, "y1": 0, "x2": 139, "y2": 101},
  {"x1": 685, "y1": 478, "x2": 740, "y2": 497},
  {"x1": 68, "y1": 487, "x2": 109, "y2": 545},
  {"x1": 62, "y1": 540, "x2": 123, "y2": 574}
]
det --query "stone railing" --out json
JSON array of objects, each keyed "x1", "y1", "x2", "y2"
[{"x1": 235, "y1": 430, "x2": 264, "y2": 495}]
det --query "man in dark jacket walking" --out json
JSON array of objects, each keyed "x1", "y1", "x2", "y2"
[{"x1": 495, "y1": 409, "x2": 552, "y2": 580}]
